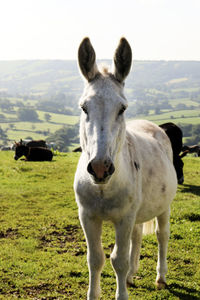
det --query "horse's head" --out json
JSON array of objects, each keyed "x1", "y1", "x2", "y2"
[
  {"x1": 78, "y1": 37, "x2": 132, "y2": 184},
  {"x1": 14, "y1": 144, "x2": 27, "y2": 160}
]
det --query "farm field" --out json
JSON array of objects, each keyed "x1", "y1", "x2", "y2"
[
  {"x1": 130, "y1": 109, "x2": 200, "y2": 125},
  {"x1": 0, "y1": 109, "x2": 79, "y2": 143},
  {"x1": 0, "y1": 152, "x2": 199, "y2": 299}
]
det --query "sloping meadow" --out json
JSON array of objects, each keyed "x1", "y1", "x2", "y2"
[{"x1": 0, "y1": 152, "x2": 199, "y2": 299}]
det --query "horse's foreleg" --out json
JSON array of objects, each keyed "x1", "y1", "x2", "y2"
[
  {"x1": 127, "y1": 223, "x2": 143, "y2": 285},
  {"x1": 80, "y1": 214, "x2": 104, "y2": 300},
  {"x1": 155, "y1": 209, "x2": 170, "y2": 289},
  {"x1": 111, "y1": 217, "x2": 134, "y2": 300}
]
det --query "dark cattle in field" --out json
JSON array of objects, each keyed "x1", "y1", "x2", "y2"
[
  {"x1": 18, "y1": 139, "x2": 47, "y2": 148},
  {"x1": 26, "y1": 140, "x2": 47, "y2": 148},
  {"x1": 0, "y1": 146, "x2": 12, "y2": 151},
  {"x1": 159, "y1": 122, "x2": 184, "y2": 184},
  {"x1": 181, "y1": 144, "x2": 200, "y2": 157},
  {"x1": 73, "y1": 146, "x2": 82, "y2": 152},
  {"x1": 14, "y1": 144, "x2": 53, "y2": 161}
]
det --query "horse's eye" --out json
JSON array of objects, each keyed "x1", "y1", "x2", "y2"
[
  {"x1": 118, "y1": 106, "x2": 126, "y2": 116},
  {"x1": 81, "y1": 106, "x2": 88, "y2": 115}
]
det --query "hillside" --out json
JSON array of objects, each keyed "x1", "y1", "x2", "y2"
[
  {"x1": 1, "y1": 60, "x2": 200, "y2": 98},
  {"x1": 0, "y1": 60, "x2": 200, "y2": 147}
]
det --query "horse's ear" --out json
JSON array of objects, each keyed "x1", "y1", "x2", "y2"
[
  {"x1": 113, "y1": 37, "x2": 132, "y2": 83},
  {"x1": 78, "y1": 37, "x2": 99, "y2": 82}
]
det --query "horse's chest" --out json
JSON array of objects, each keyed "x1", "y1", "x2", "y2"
[{"x1": 77, "y1": 184, "x2": 133, "y2": 220}]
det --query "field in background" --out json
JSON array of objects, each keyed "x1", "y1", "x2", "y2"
[
  {"x1": 1, "y1": 96, "x2": 200, "y2": 146},
  {"x1": 128, "y1": 95, "x2": 200, "y2": 125},
  {"x1": 0, "y1": 152, "x2": 199, "y2": 299},
  {"x1": 131, "y1": 108, "x2": 200, "y2": 125},
  {"x1": 0, "y1": 106, "x2": 79, "y2": 143}
]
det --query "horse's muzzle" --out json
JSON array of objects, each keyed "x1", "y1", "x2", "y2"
[{"x1": 87, "y1": 158, "x2": 115, "y2": 184}]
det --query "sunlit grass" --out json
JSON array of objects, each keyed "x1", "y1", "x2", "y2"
[{"x1": 0, "y1": 152, "x2": 199, "y2": 299}]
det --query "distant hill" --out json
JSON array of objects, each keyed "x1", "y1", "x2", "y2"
[
  {"x1": 0, "y1": 60, "x2": 200, "y2": 148},
  {"x1": 0, "y1": 60, "x2": 200, "y2": 98},
  {"x1": 0, "y1": 60, "x2": 83, "y2": 97}
]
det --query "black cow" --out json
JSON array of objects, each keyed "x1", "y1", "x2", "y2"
[
  {"x1": 14, "y1": 144, "x2": 53, "y2": 161},
  {"x1": 26, "y1": 140, "x2": 47, "y2": 148},
  {"x1": 73, "y1": 146, "x2": 82, "y2": 152},
  {"x1": 159, "y1": 122, "x2": 184, "y2": 184},
  {"x1": 19, "y1": 139, "x2": 47, "y2": 148},
  {"x1": 182, "y1": 144, "x2": 200, "y2": 157}
]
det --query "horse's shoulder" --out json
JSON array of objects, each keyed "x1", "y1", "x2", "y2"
[
  {"x1": 126, "y1": 119, "x2": 172, "y2": 160},
  {"x1": 127, "y1": 119, "x2": 160, "y2": 135}
]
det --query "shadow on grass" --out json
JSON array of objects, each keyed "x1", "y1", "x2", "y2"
[
  {"x1": 180, "y1": 184, "x2": 200, "y2": 197},
  {"x1": 168, "y1": 283, "x2": 200, "y2": 300}
]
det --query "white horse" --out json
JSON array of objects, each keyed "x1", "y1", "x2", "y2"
[{"x1": 74, "y1": 37, "x2": 177, "y2": 300}]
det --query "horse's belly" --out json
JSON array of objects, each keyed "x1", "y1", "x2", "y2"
[{"x1": 135, "y1": 172, "x2": 177, "y2": 223}]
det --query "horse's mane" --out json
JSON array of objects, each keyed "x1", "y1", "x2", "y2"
[
  {"x1": 98, "y1": 63, "x2": 110, "y2": 76},
  {"x1": 98, "y1": 63, "x2": 122, "y2": 85}
]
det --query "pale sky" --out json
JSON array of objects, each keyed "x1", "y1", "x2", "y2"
[{"x1": 0, "y1": 0, "x2": 200, "y2": 60}]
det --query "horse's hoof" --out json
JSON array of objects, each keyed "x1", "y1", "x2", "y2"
[{"x1": 156, "y1": 279, "x2": 167, "y2": 290}]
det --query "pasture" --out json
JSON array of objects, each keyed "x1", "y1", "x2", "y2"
[
  {"x1": 0, "y1": 109, "x2": 79, "y2": 143},
  {"x1": 130, "y1": 109, "x2": 200, "y2": 125},
  {"x1": 0, "y1": 152, "x2": 199, "y2": 299}
]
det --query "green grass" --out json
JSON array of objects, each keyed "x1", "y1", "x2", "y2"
[
  {"x1": 37, "y1": 111, "x2": 79, "y2": 124},
  {"x1": 168, "y1": 98, "x2": 200, "y2": 107},
  {"x1": 0, "y1": 152, "x2": 199, "y2": 299}
]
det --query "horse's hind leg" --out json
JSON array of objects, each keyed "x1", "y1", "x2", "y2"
[
  {"x1": 127, "y1": 223, "x2": 143, "y2": 285},
  {"x1": 155, "y1": 208, "x2": 170, "y2": 289}
]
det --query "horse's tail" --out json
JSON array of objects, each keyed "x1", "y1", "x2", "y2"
[{"x1": 143, "y1": 219, "x2": 155, "y2": 235}]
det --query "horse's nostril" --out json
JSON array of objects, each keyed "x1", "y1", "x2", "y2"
[
  {"x1": 87, "y1": 159, "x2": 115, "y2": 181},
  {"x1": 108, "y1": 163, "x2": 115, "y2": 175},
  {"x1": 87, "y1": 162, "x2": 95, "y2": 176}
]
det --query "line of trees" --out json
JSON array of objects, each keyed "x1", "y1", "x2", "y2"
[
  {"x1": 179, "y1": 123, "x2": 200, "y2": 145},
  {"x1": 46, "y1": 124, "x2": 79, "y2": 152},
  {"x1": 17, "y1": 108, "x2": 39, "y2": 122}
]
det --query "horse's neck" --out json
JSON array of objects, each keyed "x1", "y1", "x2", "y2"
[
  {"x1": 108, "y1": 134, "x2": 135, "y2": 186},
  {"x1": 24, "y1": 146, "x2": 29, "y2": 156}
]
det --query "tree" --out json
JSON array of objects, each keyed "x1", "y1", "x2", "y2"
[
  {"x1": 17, "y1": 108, "x2": 39, "y2": 122},
  {"x1": 0, "y1": 126, "x2": 7, "y2": 142},
  {"x1": 0, "y1": 99, "x2": 13, "y2": 112},
  {"x1": 0, "y1": 114, "x2": 6, "y2": 121},
  {"x1": 44, "y1": 113, "x2": 51, "y2": 122},
  {"x1": 155, "y1": 106, "x2": 161, "y2": 114},
  {"x1": 46, "y1": 124, "x2": 79, "y2": 152},
  {"x1": 9, "y1": 124, "x2": 15, "y2": 130}
]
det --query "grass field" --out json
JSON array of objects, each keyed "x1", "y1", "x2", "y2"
[
  {"x1": 130, "y1": 109, "x2": 200, "y2": 125},
  {"x1": 0, "y1": 109, "x2": 79, "y2": 143},
  {"x1": 0, "y1": 152, "x2": 200, "y2": 299}
]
